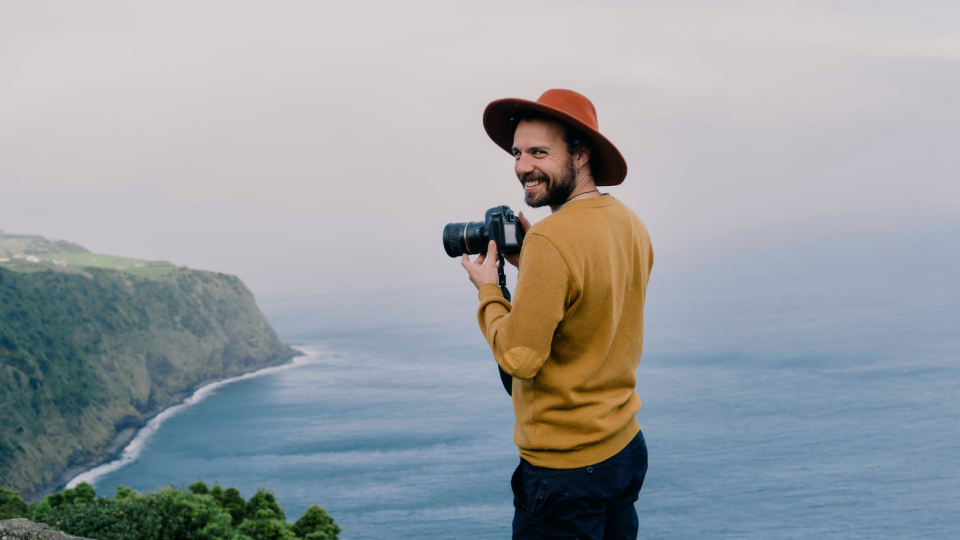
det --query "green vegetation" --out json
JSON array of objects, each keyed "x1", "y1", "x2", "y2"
[
  {"x1": 0, "y1": 230, "x2": 88, "y2": 256},
  {"x1": 36, "y1": 253, "x2": 176, "y2": 277},
  {"x1": 1, "y1": 486, "x2": 30, "y2": 519},
  {"x1": 0, "y1": 236, "x2": 297, "y2": 496},
  {"x1": 0, "y1": 230, "x2": 175, "y2": 277},
  {"x1": 1, "y1": 482, "x2": 341, "y2": 540}
]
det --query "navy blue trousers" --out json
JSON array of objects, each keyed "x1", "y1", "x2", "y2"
[{"x1": 512, "y1": 430, "x2": 648, "y2": 540}]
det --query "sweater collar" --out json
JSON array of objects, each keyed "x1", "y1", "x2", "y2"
[{"x1": 552, "y1": 193, "x2": 613, "y2": 213}]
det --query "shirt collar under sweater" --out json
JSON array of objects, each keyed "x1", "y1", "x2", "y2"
[{"x1": 552, "y1": 192, "x2": 610, "y2": 213}]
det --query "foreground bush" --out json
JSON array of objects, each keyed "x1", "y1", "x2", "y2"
[
  {"x1": 1, "y1": 481, "x2": 340, "y2": 540},
  {"x1": 0, "y1": 486, "x2": 30, "y2": 520}
]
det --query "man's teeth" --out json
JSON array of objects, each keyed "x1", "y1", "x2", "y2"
[{"x1": 525, "y1": 180, "x2": 542, "y2": 187}]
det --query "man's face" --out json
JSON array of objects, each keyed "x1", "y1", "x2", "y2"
[{"x1": 512, "y1": 118, "x2": 577, "y2": 208}]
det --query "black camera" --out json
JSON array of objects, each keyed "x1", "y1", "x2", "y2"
[
  {"x1": 445, "y1": 205, "x2": 524, "y2": 397},
  {"x1": 443, "y1": 205, "x2": 525, "y2": 258}
]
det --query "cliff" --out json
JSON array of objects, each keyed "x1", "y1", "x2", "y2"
[{"x1": 0, "y1": 239, "x2": 298, "y2": 498}]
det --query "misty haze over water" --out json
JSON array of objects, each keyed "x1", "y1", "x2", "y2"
[
  {"x1": 83, "y1": 224, "x2": 960, "y2": 539},
  {"x1": 3, "y1": 1, "x2": 959, "y2": 537}
]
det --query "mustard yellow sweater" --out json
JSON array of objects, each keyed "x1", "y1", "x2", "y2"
[{"x1": 477, "y1": 194, "x2": 654, "y2": 469}]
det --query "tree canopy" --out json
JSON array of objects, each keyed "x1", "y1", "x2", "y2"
[{"x1": 2, "y1": 480, "x2": 340, "y2": 540}]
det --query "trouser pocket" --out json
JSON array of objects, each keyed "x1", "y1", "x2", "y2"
[{"x1": 511, "y1": 460, "x2": 545, "y2": 517}]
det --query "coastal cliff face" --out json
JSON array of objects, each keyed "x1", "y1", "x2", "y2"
[{"x1": 0, "y1": 264, "x2": 297, "y2": 498}]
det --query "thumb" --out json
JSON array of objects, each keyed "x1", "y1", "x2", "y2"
[
  {"x1": 518, "y1": 211, "x2": 531, "y2": 232},
  {"x1": 486, "y1": 240, "x2": 498, "y2": 263}
]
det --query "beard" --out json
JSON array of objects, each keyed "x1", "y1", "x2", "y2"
[{"x1": 520, "y1": 156, "x2": 578, "y2": 208}]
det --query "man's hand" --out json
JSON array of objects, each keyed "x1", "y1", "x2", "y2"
[
  {"x1": 503, "y1": 211, "x2": 532, "y2": 269},
  {"x1": 461, "y1": 240, "x2": 500, "y2": 290}
]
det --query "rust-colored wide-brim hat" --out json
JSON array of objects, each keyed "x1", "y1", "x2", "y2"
[{"x1": 483, "y1": 89, "x2": 627, "y2": 186}]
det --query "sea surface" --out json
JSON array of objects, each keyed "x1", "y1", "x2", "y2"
[{"x1": 80, "y1": 224, "x2": 960, "y2": 539}]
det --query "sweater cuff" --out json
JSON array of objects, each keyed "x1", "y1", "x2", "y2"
[{"x1": 477, "y1": 282, "x2": 503, "y2": 301}]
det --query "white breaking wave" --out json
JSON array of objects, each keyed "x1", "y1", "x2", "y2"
[{"x1": 65, "y1": 345, "x2": 324, "y2": 489}]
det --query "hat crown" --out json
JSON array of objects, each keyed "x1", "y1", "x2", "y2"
[{"x1": 536, "y1": 89, "x2": 599, "y2": 131}]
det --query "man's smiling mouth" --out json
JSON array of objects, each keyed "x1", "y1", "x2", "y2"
[{"x1": 524, "y1": 179, "x2": 544, "y2": 191}]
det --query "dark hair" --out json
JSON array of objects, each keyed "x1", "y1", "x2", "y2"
[{"x1": 513, "y1": 110, "x2": 591, "y2": 161}]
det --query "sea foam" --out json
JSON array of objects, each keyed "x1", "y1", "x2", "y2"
[{"x1": 65, "y1": 345, "x2": 323, "y2": 489}]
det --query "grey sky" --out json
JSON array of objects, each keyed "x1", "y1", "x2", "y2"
[{"x1": 2, "y1": 0, "x2": 958, "y2": 299}]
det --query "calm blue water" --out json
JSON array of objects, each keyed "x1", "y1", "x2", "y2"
[{"x1": 88, "y1": 224, "x2": 960, "y2": 539}]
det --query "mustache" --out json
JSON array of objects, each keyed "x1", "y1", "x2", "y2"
[{"x1": 518, "y1": 170, "x2": 550, "y2": 184}]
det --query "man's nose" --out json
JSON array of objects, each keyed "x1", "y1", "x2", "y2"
[{"x1": 516, "y1": 153, "x2": 536, "y2": 176}]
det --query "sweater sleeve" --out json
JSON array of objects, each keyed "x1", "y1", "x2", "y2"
[{"x1": 476, "y1": 233, "x2": 571, "y2": 379}]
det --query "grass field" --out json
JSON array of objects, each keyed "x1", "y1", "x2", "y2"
[
  {"x1": 0, "y1": 253, "x2": 177, "y2": 277},
  {"x1": 0, "y1": 233, "x2": 177, "y2": 277}
]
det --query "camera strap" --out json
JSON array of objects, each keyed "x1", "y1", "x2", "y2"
[
  {"x1": 497, "y1": 251, "x2": 508, "y2": 294},
  {"x1": 497, "y1": 250, "x2": 514, "y2": 397}
]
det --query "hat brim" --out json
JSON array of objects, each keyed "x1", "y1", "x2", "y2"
[{"x1": 483, "y1": 98, "x2": 627, "y2": 187}]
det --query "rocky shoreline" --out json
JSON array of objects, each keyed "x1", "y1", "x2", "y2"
[{"x1": 22, "y1": 351, "x2": 300, "y2": 503}]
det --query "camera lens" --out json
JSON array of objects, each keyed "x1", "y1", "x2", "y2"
[
  {"x1": 442, "y1": 221, "x2": 488, "y2": 257},
  {"x1": 443, "y1": 222, "x2": 467, "y2": 257}
]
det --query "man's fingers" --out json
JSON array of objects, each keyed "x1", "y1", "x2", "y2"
[
  {"x1": 518, "y1": 211, "x2": 532, "y2": 232},
  {"x1": 461, "y1": 252, "x2": 489, "y2": 267},
  {"x1": 486, "y1": 241, "x2": 498, "y2": 266},
  {"x1": 457, "y1": 244, "x2": 500, "y2": 290}
]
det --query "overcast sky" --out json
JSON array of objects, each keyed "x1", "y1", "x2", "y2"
[{"x1": 2, "y1": 0, "x2": 958, "y2": 301}]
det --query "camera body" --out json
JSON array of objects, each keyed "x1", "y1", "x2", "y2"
[
  {"x1": 443, "y1": 205, "x2": 525, "y2": 258},
  {"x1": 444, "y1": 205, "x2": 524, "y2": 397}
]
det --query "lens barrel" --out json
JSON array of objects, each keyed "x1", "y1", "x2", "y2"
[
  {"x1": 442, "y1": 221, "x2": 487, "y2": 257},
  {"x1": 443, "y1": 223, "x2": 467, "y2": 257}
]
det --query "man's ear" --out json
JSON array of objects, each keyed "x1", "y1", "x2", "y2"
[{"x1": 577, "y1": 144, "x2": 592, "y2": 169}]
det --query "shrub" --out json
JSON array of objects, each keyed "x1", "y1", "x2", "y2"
[
  {"x1": 238, "y1": 513, "x2": 297, "y2": 540},
  {"x1": 0, "y1": 486, "x2": 29, "y2": 519},
  {"x1": 32, "y1": 485, "x2": 234, "y2": 540},
  {"x1": 212, "y1": 486, "x2": 246, "y2": 527},
  {"x1": 189, "y1": 480, "x2": 210, "y2": 495},
  {"x1": 246, "y1": 489, "x2": 285, "y2": 521},
  {"x1": 292, "y1": 506, "x2": 341, "y2": 540},
  {"x1": 11, "y1": 482, "x2": 340, "y2": 540}
]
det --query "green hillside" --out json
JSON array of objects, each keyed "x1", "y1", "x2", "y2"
[
  {"x1": 0, "y1": 231, "x2": 88, "y2": 256},
  {"x1": 0, "y1": 230, "x2": 175, "y2": 277},
  {"x1": 0, "y1": 232, "x2": 297, "y2": 498}
]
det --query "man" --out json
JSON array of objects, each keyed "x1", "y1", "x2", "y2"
[{"x1": 459, "y1": 89, "x2": 654, "y2": 539}]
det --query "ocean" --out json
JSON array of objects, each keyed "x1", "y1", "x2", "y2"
[{"x1": 76, "y1": 223, "x2": 960, "y2": 539}]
